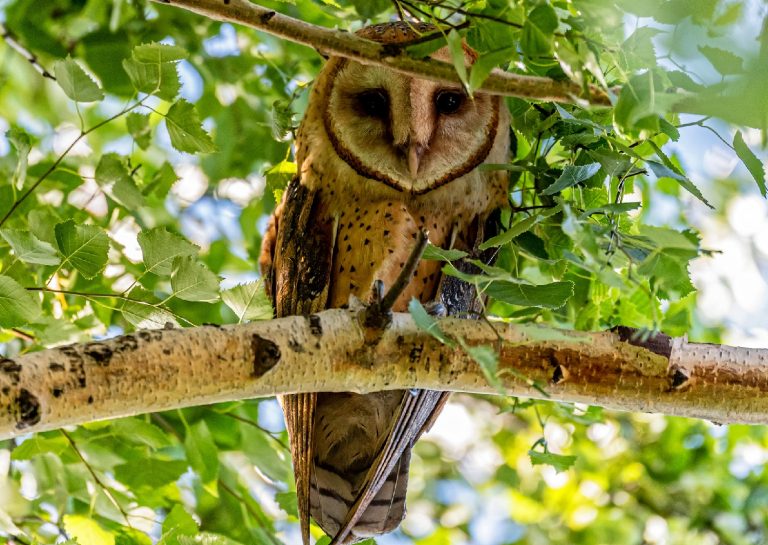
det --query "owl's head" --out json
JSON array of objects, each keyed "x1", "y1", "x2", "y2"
[{"x1": 314, "y1": 22, "x2": 504, "y2": 195}]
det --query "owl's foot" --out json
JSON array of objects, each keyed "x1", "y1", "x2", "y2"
[{"x1": 362, "y1": 229, "x2": 429, "y2": 329}]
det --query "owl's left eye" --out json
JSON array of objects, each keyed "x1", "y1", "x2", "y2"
[
  {"x1": 355, "y1": 89, "x2": 389, "y2": 119},
  {"x1": 435, "y1": 90, "x2": 465, "y2": 115}
]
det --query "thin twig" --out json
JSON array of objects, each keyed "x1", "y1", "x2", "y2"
[
  {"x1": 0, "y1": 23, "x2": 55, "y2": 80},
  {"x1": 381, "y1": 229, "x2": 430, "y2": 312},
  {"x1": 60, "y1": 429, "x2": 134, "y2": 528},
  {"x1": 0, "y1": 100, "x2": 145, "y2": 228}
]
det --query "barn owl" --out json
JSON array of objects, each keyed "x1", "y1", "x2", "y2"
[{"x1": 260, "y1": 21, "x2": 510, "y2": 545}]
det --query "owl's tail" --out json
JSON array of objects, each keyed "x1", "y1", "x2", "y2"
[{"x1": 310, "y1": 449, "x2": 411, "y2": 543}]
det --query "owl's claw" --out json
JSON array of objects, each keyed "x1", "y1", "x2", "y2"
[{"x1": 362, "y1": 229, "x2": 429, "y2": 329}]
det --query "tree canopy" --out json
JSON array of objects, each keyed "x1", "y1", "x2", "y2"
[{"x1": 0, "y1": 0, "x2": 767, "y2": 544}]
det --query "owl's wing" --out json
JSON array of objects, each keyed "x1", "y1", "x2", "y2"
[
  {"x1": 260, "y1": 177, "x2": 337, "y2": 545},
  {"x1": 329, "y1": 212, "x2": 502, "y2": 545}
]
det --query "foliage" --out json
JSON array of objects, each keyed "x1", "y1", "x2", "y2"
[{"x1": 0, "y1": 0, "x2": 766, "y2": 544}]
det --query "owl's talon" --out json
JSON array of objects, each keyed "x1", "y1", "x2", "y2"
[
  {"x1": 362, "y1": 230, "x2": 429, "y2": 329},
  {"x1": 424, "y1": 301, "x2": 447, "y2": 317}
]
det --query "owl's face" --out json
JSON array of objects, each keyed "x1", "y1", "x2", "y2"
[{"x1": 320, "y1": 46, "x2": 502, "y2": 195}]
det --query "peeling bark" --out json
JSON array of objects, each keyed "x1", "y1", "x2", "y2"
[
  {"x1": 1, "y1": 310, "x2": 768, "y2": 439},
  {"x1": 149, "y1": 0, "x2": 613, "y2": 106}
]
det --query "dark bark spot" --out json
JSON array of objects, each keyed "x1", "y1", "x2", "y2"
[
  {"x1": 260, "y1": 10, "x2": 276, "y2": 23},
  {"x1": 52, "y1": 388, "x2": 63, "y2": 398},
  {"x1": 84, "y1": 343, "x2": 113, "y2": 367},
  {"x1": 0, "y1": 358, "x2": 21, "y2": 384},
  {"x1": 613, "y1": 326, "x2": 672, "y2": 359},
  {"x1": 116, "y1": 335, "x2": 139, "y2": 352},
  {"x1": 288, "y1": 338, "x2": 305, "y2": 353},
  {"x1": 251, "y1": 334, "x2": 281, "y2": 377},
  {"x1": 551, "y1": 365, "x2": 566, "y2": 384},
  {"x1": 15, "y1": 389, "x2": 40, "y2": 429},
  {"x1": 162, "y1": 347, "x2": 172, "y2": 355},
  {"x1": 309, "y1": 314, "x2": 323, "y2": 337},
  {"x1": 409, "y1": 345, "x2": 423, "y2": 363},
  {"x1": 49, "y1": 363, "x2": 65, "y2": 372},
  {"x1": 670, "y1": 367, "x2": 689, "y2": 389},
  {"x1": 88, "y1": 395, "x2": 94, "y2": 404}
]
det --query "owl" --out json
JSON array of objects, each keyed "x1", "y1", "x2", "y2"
[{"x1": 260, "y1": 22, "x2": 510, "y2": 545}]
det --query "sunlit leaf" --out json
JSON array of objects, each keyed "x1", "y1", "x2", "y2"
[
  {"x1": 54, "y1": 220, "x2": 110, "y2": 279},
  {"x1": 54, "y1": 57, "x2": 104, "y2": 102},
  {"x1": 733, "y1": 131, "x2": 766, "y2": 197},
  {"x1": 165, "y1": 100, "x2": 217, "y2": 154},
  {"x1": 222, "y1": 281, "x2": 273, "y2": 322},
  {"x1": 0, "y1": 228, "x2": 60, "y2": 265},
  {"x1": 170, "y1": 256, "x2": 220, "y2": 302}
]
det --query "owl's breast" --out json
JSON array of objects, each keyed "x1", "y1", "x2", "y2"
[{"x1": 327, "y1": 198, "x2": 448, "y2": 311}]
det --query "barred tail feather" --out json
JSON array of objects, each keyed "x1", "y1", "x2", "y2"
[{"x1": 310, "y1": 450, "x2": 411, "y2": 544}]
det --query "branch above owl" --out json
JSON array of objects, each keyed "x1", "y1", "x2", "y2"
[
  {"x1": 2, "y1": 309, "x2": 768, "y2": 440},
  {"x1": 150, "y1": 0, "x2": 613, "y2": 106}
]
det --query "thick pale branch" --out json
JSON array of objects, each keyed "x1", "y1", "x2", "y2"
[
  {"x1": 2, "y1": 310, "x2": 768, "y2": 440},
  {"x1": 150, "y1": 0, "x2": 612, "y2": 106}
]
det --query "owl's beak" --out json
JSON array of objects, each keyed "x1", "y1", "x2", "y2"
[{"x1": 408, "y1": 143, "x2": 426, "y2": 179}]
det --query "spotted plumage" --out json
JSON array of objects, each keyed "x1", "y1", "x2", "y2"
[{"x1": 260, "y1": 21, "x2": 510, "y2": 545}]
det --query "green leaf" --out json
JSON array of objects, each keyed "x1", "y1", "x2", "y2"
[
  {"x1": 350, "y1": 0, "x2": 389, "y2": 18},
  {"x1": 270, "y1": 99, "x2": 294, "y2": 142},
  {"x1": 170, "y1": 256, "x2": 220, "y2": 302},
  {"x1": 0, "y1": 228, "x2": 60, "y2": 265},
  {"x1": 528, "y1": 450, "x2": 576, "y2": 473},
  {"x1": 132, "y1": 42, "x2": 188, "y2": 64},
  {"x1": 122, "y1": 43, "x2": 187, "y2": 101},
  {"x1": 275, "y1": 491, "x2": 298, "y2": 517},
  {"x1": 138, "y1": 228, "x2": 199, "y2": 276},
  {"x1": 541, "y1": 163, "x2": 601, "y2": 195},
  {"x1": 7, "y1": 126, "x2": 31, "y2": 190},
  {"x1": 11, "y1": 435, "x2": 67, "y2": 460},
  {"x1": 698, "y1": 45, "x2": 744, "y2": 75},
  {"x1": 484, "y1": 280, "x2": 574, "y2": 309},
  {"x1": 53, "y1": 57, "x2": 104, "y2": 102},
  {"x1": 63, "y1": 516, "x2": 115, "y2": 545},
  {"x1": 222, "y1": 281, "x2": 273, "y2": 322},
  {"x1": 162, "y1": 505, "x2": 199, "y2": 539},
  {"x1": 114, "y1": 458, "x2": 189, "y2": 488},
  {"x1": 461, "y1": 342, "x2": 504, "y2": 394},
  {"x1": 522, "y1": 4, "x2": 558, "y2": 58},
  {"x1": 422, "y1": 244, "x2": 468, "y2": 262},
  {"x1": 265, "y1": 159, "x2": 297, "y2": 188},
  {"x1": 54, "y1": 220, "x2": 110, "y2": 279},
  {"x1": 95, "y1": 153, "x2": 144, "y2": 209},
  {"x1": 479, "y1": 205, "x2": 562, "y2": 250},
  {"x1": 647, "y1": 160, "x2": 713, "y2": 208},
  {"x1": 408, "y1": 298, "x2": 454, "y2": 347},
  {"x1": 469, "y1": 47, "x2": 515, "y2": 94},
  {"x1": 123, "y1": 57, "x2": 181, "y2": 100},
  {"x1": 165, "y1": 100, "x2": 217, "y2": 154},
  {"x1": 120, "y1": 299, "x2": 179, "y2": 329},
  {"x1": 126, "y1": 112, "x2": 152, "y2": 149},
  {"x1": 446, "y1": 29, "x2": 469, "y2": 91},
  {"x1": 733, "y1": 131, "x2": 766, "y2": 197},
  {"x1": 109, "y1": 418, "x2": 172, "y2": 449},
  {"x1": 614, "y1": 71, "x2": 682, "y2": 134},
  {"x1": 185, "y1": 420, "x2": 219, "y2": 483}
]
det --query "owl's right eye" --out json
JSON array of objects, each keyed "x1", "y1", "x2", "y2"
[{"x1": 356, "y1": 89, "x2": 389, "y2": 119}]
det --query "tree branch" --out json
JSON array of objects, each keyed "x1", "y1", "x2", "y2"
[
  {"x1": 2, "y1": 309, "x2": 767, "y2": 440},
  {"x1": 149, "y1": 0, "x2": 612, "y2": 106}
]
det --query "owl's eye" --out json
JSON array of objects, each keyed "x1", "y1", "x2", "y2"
[
  {"x1": 435, "y1": 90, "x2": 464, "y2": 115},
  {"x1": 356, "y1": 89, "x2": 389, "y2": 118}
]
